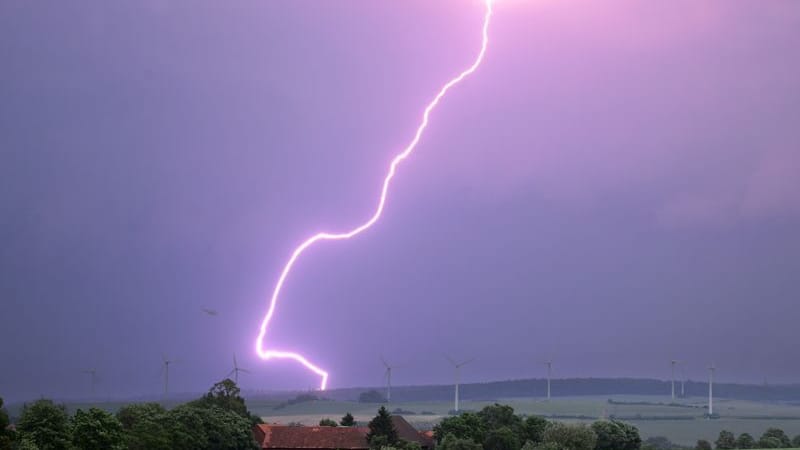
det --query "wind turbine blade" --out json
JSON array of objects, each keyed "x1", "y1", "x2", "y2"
[
  {"x1": 445, "y1": 355, "x2": 457, "y2": 367},
  {"x1": 380, "y1": 355, "x2": 389, "y2": 368},
  {"x1": 234, "y1": 353, "x2": 238, "y2": 369},
  {"x1": 459, "y1": 358, "x2": 475, "y2": 367},
  {"x1": 226, "y1": 369, "x2": 236, "y2": 378},
  {"x1": 238, "y1": 368, "x2": 251, "y2": 374}
]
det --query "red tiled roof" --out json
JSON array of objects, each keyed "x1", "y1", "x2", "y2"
[
  {"x1": 391, "y1": 416, "x2": 434, "y2": 449},
  {"x1": 254, "y1": 425, "x2": 370, "y2": 450}
]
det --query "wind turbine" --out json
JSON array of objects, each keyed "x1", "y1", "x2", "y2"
[
  {"x1": 708, "y1": 363, "x2": 716, "y2": 417},
  {"x1": 446, "y1": 356, "x2": 474, "y2": 413},
  {"x1": 670, "y1": 360, "x2": 680, "y2": 400},
  {"x1": 82, "y1": 368, "x2": 97, "y2": 396},
  {"x1": 227, "y1": 353, "x2": 250, "y2": 385},
  {"x1": 545, "y1": 361, "x2": 553, "y2": 401},
  {"x1": 381, "y1": 357, "x2": 395, "y2": 403},
  {"x1": 680, "y1": 364, "x2": 686, "y2": 398},
  {"x1": 161, "y1": 355, "x2": 177, "y2": 396}
]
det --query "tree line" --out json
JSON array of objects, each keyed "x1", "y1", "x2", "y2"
[{"x1": 0, "y1": 378, "x2": 260, "y2": 450}]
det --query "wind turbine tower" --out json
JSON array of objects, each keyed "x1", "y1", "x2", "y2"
[
  {"x1": 546, "y1": 361, "x2": 552, "y2": 401},
  {"x1": 708, "y1": 364, "x2": 716, "y2": 417},
  {"x1": 227, "y1": 353, "x2": 250, "y2": 385},
  {"x1": 447, "y1": 356, "x2": 474, "y2": 413},
  {"x1": 671, "y1": 360, "x2": 678, "y2": 400},
  {"x1": 162, "y1": 356, "x2": 175, "y2": 396},
  {"x1": 82, "y1": 369, "x2": 97, "y2": 396},
  {"x1": 381, "y1": 357, "x2": 395, "y2": 403}
]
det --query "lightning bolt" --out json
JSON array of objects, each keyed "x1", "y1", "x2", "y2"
[{"x1": 256, "y1": 0, "x2": 494, "y2": 391}]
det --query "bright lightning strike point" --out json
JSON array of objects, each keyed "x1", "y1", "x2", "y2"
[{"x1": 256, "y1": 0, "x2": 494, "y2": 391}]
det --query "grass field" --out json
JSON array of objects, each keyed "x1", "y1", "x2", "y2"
[{"x1": 247, "y1": 395, "x2": 800, "y2": 447}]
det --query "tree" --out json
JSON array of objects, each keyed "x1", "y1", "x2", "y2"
[
  {"x1": 190, "y1": 379, "x2": 262, "y2": 426},
  {"x1": 642, "y1": 436, "x2": 676, "y2": 450},
  {"x1": 759, "y1": 428, "x2": 791, "y2": 448},
  {"x1": 16, "y1": 399, "x2": 72, "y2": 450},
  {"x1": 478, "y1": 404, "x2": 522, "y2": 431},
  {"x1": 713, "y1": 430, "x2": 735, "y2": 450},
  {"x1": 367, "y1": 406, "x2": 398, "y2": 447},
  {"x1": 734, "y1": 433, "x2": 756, "y2": 449},
  {"x1": 793, "y1": 435, "x2": 800, "y2": 448},
  {"x1": 116, "y1": 403, "x2": 172, "y2": 450},
  {"x1": 541, "y1": 423, "x2": 596, "y2": 450},
  {"x1": 167, "y1": 404, "x2": 259, "y2": 450},
  {"x1": 439, "y1": 433, "x2": 483, "y2": 450},
  {"x1": 591, "y1": 420, "x2": 640, "y2": 450},
  {"x1": 520, "y1": 416, "x2": 548, "y2": 445},
  {"x1": 757, "y1": 436, "x2": 782, "y2": 449},
  {"x1": 340, "y1": 412, "x2": 356, "y2": 427},
  {"x1": 433, "y1": 413, "x2": 486, "y2": 445},
  {"x1": 71, "y1": 407, "x2": 125, "y2": 450},
  {"x1": 695, "y1": 440, "x2": 711, "y2": 450},
  {"x1": 359, "y1": 390, "x2": 388, "y2": 403},
  {"x1": 0, "y1": 397, "x2": 12, "y2": 450},
  {"x1": 319, "y1": 418, "x2": 338, "y2": 427},
  {"x1": 484, "y1": 426, "x2": 521, "y2": 450}
]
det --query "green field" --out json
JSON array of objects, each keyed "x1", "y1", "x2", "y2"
[{"x1": 246, "y1": 395, "x2": 800, "y2": 447}]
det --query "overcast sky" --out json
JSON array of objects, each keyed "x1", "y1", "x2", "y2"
[{"x1": 1, "y1": 0, "x2": 799, "y2": 402}]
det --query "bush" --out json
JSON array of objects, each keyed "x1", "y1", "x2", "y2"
[
  {"x1": 714, "y1": 430, "x2": 735, "y2": 449},
  {"x1": 694, "y1": 439, "x2": 711, "y2": 450},
  {"x1": 759, "y1": 428, "x2": 791, "y2": 448},
  {"x1": 541, "y1": 422, "x2": 596, "y2": 450},
  {"x1": 439, "y1": 433, "x2": 483, "y2": 450},
  {"x1": 642, "y1": 436, "x2": 676, "y2": 450},
  {"x1": 734, "y1": 433, "x2": 756, "y2": 449},
  {"x1": 340, "y1": 412, "x2": 356, "y2": 427},
  {"x1": 319, "y1": 418, "x2": 338, "y2": 427},
  {"x1": 591, "y1": 420, "x2": 640, "y2": 450}
]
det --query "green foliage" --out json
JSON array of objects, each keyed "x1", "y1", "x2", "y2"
[
  {"x1": 167, "y1": 404, "x2": 259, "y2": 450},
  {"x1": 541, "y1": 422, "x2": 597, "y2": 450},
  {"x1": 694, "y1": 439, "x2": 711, "y2": 450},
  {"x1": 484, "y1": 426, "x2": 521, "y2": 450},
  {"x1": 439, "y1": 433, "x2": 483, "y2": 450},
  {"x1": 0, "y1": 397, "x2": 12, "y2": 450},
  {"x1": 591, "y1": 420, "x2": 641, "y2": 450},
  {"x1": 367, "y1": 406, "x2": 398, "y2": 447},
  {"x1": 714, "y1": 430, "x2": 735, "y2": 449},
  {"x1": 319, "y1": 418, "x2": 338, "y2": 427},
  {"x1": 116, "y1": 403, "x2": 172, "y2": 450},
  {"x1": 520, "y1": 416, "x2": 549, "y2": 445},
  {"x1": 734, "y1": 433, "x2": 756, "y2": 449},
  {"x1": 478, "y1": 404, "x2": 522, "y2": 432},
  {"x1": 793, "y1": 434, "x2": 800, "y2": 448},
  {"x1": 16, "y1": 399, "x2": 72, "y2": 450},
  {"x1": 759, "y1": 428, "x2": 791, "y2": 448},
  {"x1": 70, "y1": 407, "x2": 125, "y2": 450},
  {"x1": 642, "y1": 436, "x2": 676, "y2": 450},
  {"x1": 433, "y1": 413, "x2": 486, "y2": 445},
  {"x1": 340, "y1": 412, "x2": 356, "y2": 427},
  {"x1": 360, "y1": 390, "x2": 388, "y2": 404}
]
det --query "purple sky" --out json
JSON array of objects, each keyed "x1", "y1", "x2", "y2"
[{"x1": 1, "y1": 0, "x2": 799, "y2": 401}]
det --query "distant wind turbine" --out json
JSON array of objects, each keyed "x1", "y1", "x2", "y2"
[
  {"x1": 226, "y1": 353, "x2": 250, "y2": 385},
  {"x1": 670, "y1": 360, "x2": 680, "y2": 400},
  {"x1": 201, "y1": 308, "x2": 218, "y2": 316},
  {"x1": 161, "y1": 355, "x2": 178, "y2": 396},
  {"x1": 381, "y1": 356, "x2": 396, "y2": 404},
  {"x1": 708, "y1": 363, "x2": 716, "y2": 417},
  {"x1": 82, "y1": 368, "x2": 97, "y2": 396},
  {"x1": 446, "y1": 356, "x2": 474, "y2": 413},
  {"x1": 545, "y1": 361, "x2": 553, "y2": 401}
]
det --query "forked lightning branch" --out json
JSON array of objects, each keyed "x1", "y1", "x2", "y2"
[{"x1": 255, "y1": 0, "x2": 495, "y2": 390}]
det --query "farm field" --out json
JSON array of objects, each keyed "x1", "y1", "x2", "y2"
[{"x1": 248, "y1": 395, "x2": 800, "y2": 447}]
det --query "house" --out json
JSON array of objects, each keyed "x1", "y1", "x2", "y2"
[{"x1": 253, "y1": 416, "x2": 434, "y2": 450}]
